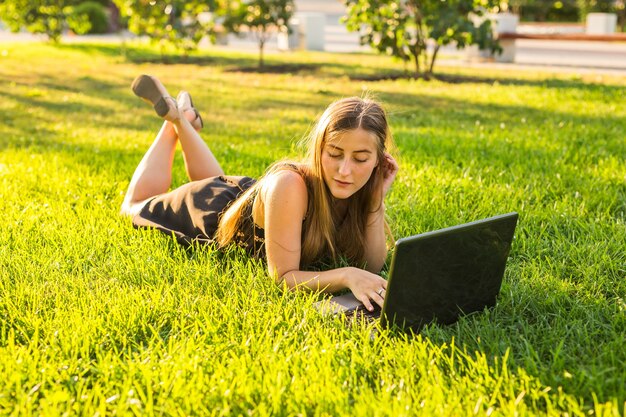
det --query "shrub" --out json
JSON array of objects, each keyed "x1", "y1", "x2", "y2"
[{"x1": 72, "y1": 1, "x2": 109, "y2": 34}]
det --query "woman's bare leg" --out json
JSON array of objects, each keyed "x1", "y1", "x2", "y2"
[
  {"x1": 121, "y1": 121, "x2": 177, "y2": 214},
  {"x1": 130, "y1": 74, "x2": 222, "y2": 183},
  {"x1": 172, "y1": 115, "x2": 224, "y2": 181}
]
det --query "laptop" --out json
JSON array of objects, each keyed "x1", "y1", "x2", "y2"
[{"x1": 316, "y1": 212, "x2": 519, "y2": 332}]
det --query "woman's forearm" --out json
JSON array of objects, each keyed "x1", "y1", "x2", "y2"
[
  {"x1": 277, "y1": 266, "x2": 388, "y2": 312},
  {"x1": 278, "y1": 267, "x2": 350, "y2": 293}
]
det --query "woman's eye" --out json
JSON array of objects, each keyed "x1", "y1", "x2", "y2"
[
  {"x1": 354, "y1": 158, "x2": 368, "y2": 163},
  {"x1": 328, "y1": 153, "x2": 342, "y2": 158}
]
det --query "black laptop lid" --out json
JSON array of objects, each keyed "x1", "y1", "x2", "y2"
[{"x1": 380, "y1": 213, "x2": 518, "y2": 332}]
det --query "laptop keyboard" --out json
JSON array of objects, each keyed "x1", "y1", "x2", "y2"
[{"x1": 347, "y1": 305, "x2": 382, "y2": 320}]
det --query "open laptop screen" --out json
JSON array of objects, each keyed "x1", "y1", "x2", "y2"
[{"x1": 381, "y1": 213, "x2": 518, "y2": 332}]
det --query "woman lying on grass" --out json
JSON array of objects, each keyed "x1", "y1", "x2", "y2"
[{"x1": 121, "y1": 75, "x2": 399, "y2": 311}]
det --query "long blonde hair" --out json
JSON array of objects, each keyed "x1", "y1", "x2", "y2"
[{"x1": 215, "y1": 96, "x2": 393, "y2": 267}]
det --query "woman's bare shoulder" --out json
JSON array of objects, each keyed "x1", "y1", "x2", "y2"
[
  {"x1": 262, "y1": 168, "x2": 308, "y2": 200},
  {"x1": 253, "y1": 166, "x2": 309, "y2": 226}
]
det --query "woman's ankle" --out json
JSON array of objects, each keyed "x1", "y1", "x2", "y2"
[{"x1": 173, "y1": 110, "x2": 202, "y2": 132}]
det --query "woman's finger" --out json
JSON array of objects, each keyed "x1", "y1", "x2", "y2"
[
  {"x1": 386, "y1": 154, "x2": 398, "y2": 169},
  {"x1": 373, "y1": 291, "x2": 385, "y2": 308},
  {"x1": 388, "y1": 158, "x2": 399, "y2": 172},
  {"x1": 361, "y1": 297, "x2": 374, "y2": 312}
]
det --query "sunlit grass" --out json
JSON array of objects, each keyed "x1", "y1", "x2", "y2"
[{"x1": 0, "y1": 41, "x2": 624, "y2": 416}]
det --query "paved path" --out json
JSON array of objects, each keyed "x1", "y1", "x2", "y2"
[
  {"x1": 434, "y1": 39, "x2": 626, "y2": 76},
  {"x1": 514, "y1": 39, "x2": 626, "y2": 70}
]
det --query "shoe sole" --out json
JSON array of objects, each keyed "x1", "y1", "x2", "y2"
[
  {"x1": 195, "y1": 112, "x2": 204, "y2": 129},
  {"x1": 131, "y1": 75, "x2": 173, "y2": 118}
]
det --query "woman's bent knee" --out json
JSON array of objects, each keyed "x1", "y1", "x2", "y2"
[{"x1": 120, "y1": 198, "x2": 149, "y2": 217}]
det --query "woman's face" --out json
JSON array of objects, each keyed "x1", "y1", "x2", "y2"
[{"x1": 321, "y1": 128, "x2": 379, "y2": 200}]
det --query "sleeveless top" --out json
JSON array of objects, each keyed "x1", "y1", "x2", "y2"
[{"x1": 132, "y1": 175, "x2": 266, "y2": 258}]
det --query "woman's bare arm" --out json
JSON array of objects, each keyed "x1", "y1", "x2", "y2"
[
  {"x1": 362, "y1": 152, "x2": 399, "y2": 273},
  {"x1": 259, "y1": 170, "x2": 387, "y2": 310}
]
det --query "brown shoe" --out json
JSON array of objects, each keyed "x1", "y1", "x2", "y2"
[
  {"x1": 176, "y1": 90, "x2": 203, "y2": 131},
  {"x1": 131, "y1": 75, "x2": 179, "y2": 121}
]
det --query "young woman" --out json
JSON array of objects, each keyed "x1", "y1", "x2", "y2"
[{"x1": 121, "y1": 75, "x2": 399, "y2": 311}]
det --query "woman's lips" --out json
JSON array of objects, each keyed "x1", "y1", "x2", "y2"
[{"x1": 335, "y1": 179, "x2": 352, "y2": 187}]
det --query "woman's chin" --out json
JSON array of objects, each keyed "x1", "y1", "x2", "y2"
[{"x1": 329, "y1": 188, "x2": 355, "y2": 200}]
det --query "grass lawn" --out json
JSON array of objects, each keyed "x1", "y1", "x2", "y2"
[{"x1": 0, "y1": 41, "x2": 624, "y2": 416}]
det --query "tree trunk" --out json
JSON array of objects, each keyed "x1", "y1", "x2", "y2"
[
  {"x1": 257, "y1": 28, "x2": 267, "y2": 68},
  {"x1": 411, "y1": 42, "x2": 422, "y2": 77},
  {"x1": 413, "y1": 1, "x2": 428, "y2": 78},
  {"x1": 411, "y1": 5, "x2": 427, "y2": 78},
  {"x1": 259, "y1": 39, "x2": 265, "y2": 68},
  {"x1": 108, "y1": 2, "x2": 121, "y2": 33},
  {"x1": 617, "y1": 9, "x2": 626, "y2": 32},
  {"x1": 427, "y1": 44, "x2": 440, "y2": 76}
]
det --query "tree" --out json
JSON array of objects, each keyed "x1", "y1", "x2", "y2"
[
  {"x1": 0, "y1": 0, "x2": 93, "y2": 42},
  {"x1": 113, "y1": 0, "x2": 218, "y2": 57},
  {"x1": 221, "y1": 0, "x2": 294, "y2": 68},
  {"x1": 577, "y1": 0, "x2": 614, "y2": 21},
  {"x1": 615, "y1": 0, "x2": 626, "y2": 32},
  {"x1": 341, "y1": 0, "x2": 501, "y2": 77}
]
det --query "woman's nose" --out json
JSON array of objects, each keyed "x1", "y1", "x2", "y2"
[{"x1": 338, "y1": 159, "x2": 351, "y2": 176}]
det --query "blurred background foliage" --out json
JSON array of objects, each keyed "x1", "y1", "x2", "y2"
[{"x1": 1, "y1": 0, "x2": 623, "y2": 41}]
